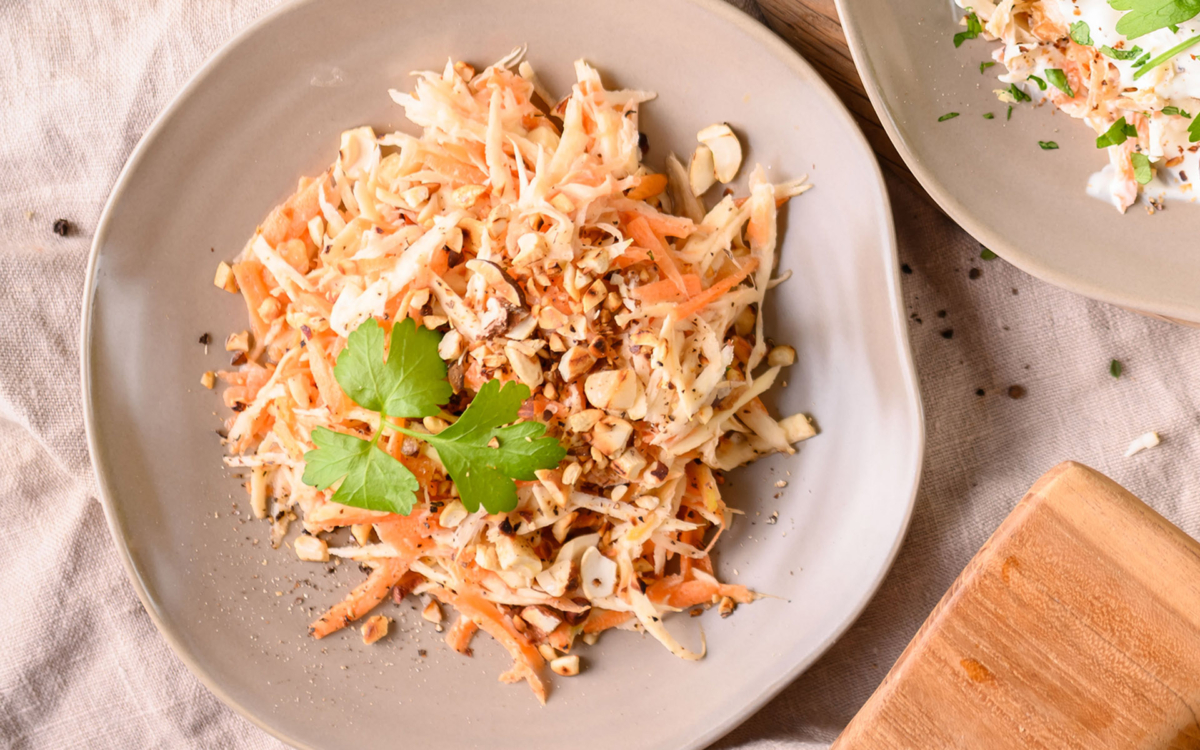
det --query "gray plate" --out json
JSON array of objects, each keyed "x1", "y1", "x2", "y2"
[
  {"x1": 81, "y1": 1, "x2": 923, "y2": 747},
  {"x1": 838, "y1": 0, "x2": 1200, "y2": 322}
]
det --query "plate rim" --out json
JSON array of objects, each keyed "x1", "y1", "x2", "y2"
[
  {"x1": 79, "y1": 0, "x2": 925, "y2": 746},
  {"x1": 834, "y1": 0, "x2": 1200, "y2": 324}
]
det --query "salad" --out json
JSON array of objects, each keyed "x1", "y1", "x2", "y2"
[
  {"x1": 958, "y1": 0, "x2": 1200, "y2": 211},
  {"x1": 207, "y1": 49, "x2": 814, "y2": 703}
]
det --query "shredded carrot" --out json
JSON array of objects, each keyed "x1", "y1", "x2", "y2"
[
  {"x1": 582, "y1": 608, "x2": 634, "y2": 634},
  {"x1": 626, "y1": 172, "x2": 668, "y2": 201},
  {"x1": 631, "y1": 274, "x2": 703, "y2": 303},
  {"x1": 230, "y1": 261, "x2": 272, "y2": 340},
  {"x1": 445, "y1": 616, "x2": 479, "y2": 655},
  {"x1": 434, "y1": 589, "x2": 547, "y2": 704},
  {"x1": 305, "y1": 335, "x2": 348, "y2": 418},
  {"x1": 625, "y1": 214, "x2": 688, "y2": 295},
  {"x1": 673, "y1": 256, "x2": 760, "y2": 320},
  {"x1": 310, "y1": 557, "x2": 410, "y2": 639}
]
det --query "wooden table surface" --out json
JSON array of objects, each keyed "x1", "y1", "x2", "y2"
[{"x1": 758, "y1": 0, "x2": 923, "y2": 193}]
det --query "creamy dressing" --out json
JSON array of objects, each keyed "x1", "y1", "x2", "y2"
[
  {"x1": 1088, "y1": 155, "x2": 1200, "y2": 209},
  {"x1": 1053, "y1": 0, "x2": 1200, "y2": 100},
  {"x1": 961, "y1": 0, "x2": 1200, "y2": 209}
]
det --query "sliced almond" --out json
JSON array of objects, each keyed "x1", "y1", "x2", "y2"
[
  {"x1": 581, "y1": 546, "x2": 617, "y2": 600},
  {"x1": 592, "y1": 416, "x2": 633, "y2": 457},
  {"x1": 550, "y1": 654, "x2": 580, "y2": 676},
  {"x1": 697, "y1": 123, "x2": 742, "y2": 184},
  {"x1": 505, "y1": 342, "x2": 544, "y2": 388},
  {"x1": 422, "y1": 600, "x2": 444, "y2": 624},
  {"x1": 521, "y1": 606, "x2": 563, "y2": 634},
  {"x1": 582, "y1": 279, "x2": 608, "y2": 314},
  {"x1": 213, "y1": 261, "x2": 239, "y2": 293},
  {"x1": 361, "y1": 614, "x2": 390, "y2": 644},
  {"x1": 294, "y1": 534, "x2": 329, "y2": 562},
  {"x1": 688, "y1": 144, "x2": 716, "y2": 196},
  {"x1": 559, "y1": 345, "x2": 597, "y2": 382},
  {"x1": 225, "y1": 330, "x2": 251, "y2": 353},
  {"x1": 584, "y1": 369, "x2": 642, "y2": 413},
  {"x1": 451, "y1": 184, "x2": 488, "y2": 209},
  {"x1": 768, "y1": 345, "x2": 796, "y2": 367}
]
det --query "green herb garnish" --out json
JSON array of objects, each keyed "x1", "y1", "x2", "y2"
[
  {"x1": 980, "y1": 61, "x2": 997, "y2": 73},
  {"x1": 955, "y1": 10, "x2": 984, "y2": 47},
  {"x1": 1007, "y1": 105, "x2": 1014, "y2": 120},
  {"x1": 1096, "y1": 117, "x2": 1139, "y2": 148},
  {"x1": 1009, "y1": 84, "x2": 1032, "y2": 103},
  {"x1": 1039, "y1": 141, "x2": 1060, "y2": 149},
  {"x1": 939, "y1": 112, "x2": 961, "y2": 122},
  {"x1": 301, "y1": 318, "x2": 565, "y2": 515},
  {"x1": 1131, "y1": 152, "x2": 1154, "y2": 183},
  {"x1": 983, "y1": 112, "x2": 996, "y2": 119},
  {"x1": 1132, "y1": 51, "x2": 1153, "y2": 68},
  {"x1": 981, "y1": 248, "x2": 999, "y2": 260},
  {"x1": 1027, "y1": 74, "x2": 1048, "y2": 90},
  {"x1": 1189, "y1": 111, "x2": 1200, "y2": 141},
  {"x1": 1046, "y1": 68, "x2": 1075, "y2": 97},
  {"x1": 1070, "y1": 20, "x2": 1093, "y2": 45},
  {"x1": 1101, "y1": 44, "x2": 1143, "y2": 60},
  {"x1": 1108, "y1": 0, "x2": 1200, "y2": 40},
  {"x1": 1132, "y1": 34, "x2": 1200, "y2": 79},
  {"x1": 1162, "y1": 105, "x2": 1192, "y2": 116},
  {"x1": 1109, "y1": 358, "x2": 1123, "y2": 378}
]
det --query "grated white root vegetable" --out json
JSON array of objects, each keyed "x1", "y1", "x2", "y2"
[{"x1": 1124, "y1": 431, "x2": 1161, "y2": 457}]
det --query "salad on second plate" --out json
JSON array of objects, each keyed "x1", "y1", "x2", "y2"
[{"x1": 959, "y1": 0, "x2": 1200, "y2": 211}]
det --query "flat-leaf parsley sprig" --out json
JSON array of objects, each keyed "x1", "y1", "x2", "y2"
[
  {"x1": 1109, "y1": 0, "x2": 1200, "y2": 40},
  {"x1": 301, "y1": 318, "x2": 566, "y2": 516}
]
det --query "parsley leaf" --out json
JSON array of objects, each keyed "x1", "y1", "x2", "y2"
[
  {"x1": 1070, "y1": 20, "x2": 1093, "y2": 45},
  {"x1": 1189, "y1": 111, "x2": 1200, "y2": 141},
  {"x1": 983, "y1": 112, "x2": 996, "y2": 119},
  {"x1": 1027, "y1": 74, "x2": 1048, "y2": 91},
  {"x1": 302, "y1": 427, "x2": 421, "y2": 514},
  {"x1": 1096, "y1": 117, "x2": 1139, "y2": 148},
  {"x1": 1131, "y1": 152, "x2": 1154, "y2": 183},
  {"x1": 981, "y1": 248, "x2": 999, "y2": 260},
  {"x1": 1132, "y1": 51, "x2": 1153, "y2": 67},
  {"x1": 1162, "y1": 105, "x2": 1192, "y2": 116},
  {"x1": 404, "y1": 380, "x2": 567, "y2": 514},
  {"x1": 1007, "y1": 105, "x2": 1014, "y2": 120},
  {"x1": 1045, "y1": 68, "x2": 1075, "y2": 97},
  {"x1": 1009, "y1": 84, "x2": 1032, "y2": 103},
  {"x1": 1108, "y1": 0, "x2": 1200, "y2": 40},
  {"x1": 1101, "y1": 44, "x2": 1143, "y2": 60},
  {"x1": 301, "y1": 317, "x2": 565, "y2": 516},
  {"x1": 980, "y1": 61, "x2": 997, "y2": 73},
  {"x1": 955, "y1": 11, "x2": 983, "y2": 47},
  {"x1": 1039, "y1": 141, "x2": 1060, "y2": 149},
  {"x1": 1110, "y1": 358, "x2": 1123, "y2": 378},
  {"x1": 335, "y1": 318, "x2": 453, "y2": 420},
  {"x1": 939, "y1": 112, "x2": 961, "y2": 122}
]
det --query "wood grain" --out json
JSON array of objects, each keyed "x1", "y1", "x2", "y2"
[
  {"x1": 757, "y1": 0, "x2": 921, "y2": 192},
  {"x1": 833, "y1": 461, "x2": 1200, "y2": 750}
]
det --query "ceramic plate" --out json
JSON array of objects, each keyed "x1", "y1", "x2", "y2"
[
  {"x1": 81, "y1": 1, "x2": 923, "y2": 747},
  {"x1": 836, "y1": 0, "x2": 1200, "y2": 323}
]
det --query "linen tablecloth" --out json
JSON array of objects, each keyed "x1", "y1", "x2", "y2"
[{"x1": 3, "y1": 2, "x2": 1199, "y2": 747}]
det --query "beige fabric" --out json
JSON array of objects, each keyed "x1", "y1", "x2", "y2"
[{"x1": 2, "y1": 2, "x2": 1197, "y2": 748}]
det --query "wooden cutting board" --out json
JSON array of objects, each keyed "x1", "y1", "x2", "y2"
[{"x1": 833, "y1": 462, "x2": 1200, "y2": 750}]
